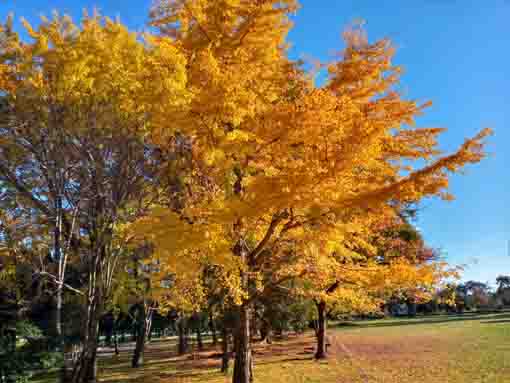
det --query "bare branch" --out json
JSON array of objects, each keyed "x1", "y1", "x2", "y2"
[{"x1": 37, "y1": 271, "x2": 85, "y2": 296}]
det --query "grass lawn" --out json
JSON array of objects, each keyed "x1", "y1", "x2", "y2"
[{"x1": 33, "y1": 312, "x2": 510, "y2": 383}]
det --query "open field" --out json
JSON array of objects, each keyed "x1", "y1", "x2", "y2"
[{"x1": 34, "y1": 312, "x2": 510, "y2": 383}]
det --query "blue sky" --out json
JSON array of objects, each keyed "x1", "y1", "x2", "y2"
[{"x1": 2, "y1": 1, "x2": 509, "y2": 286}]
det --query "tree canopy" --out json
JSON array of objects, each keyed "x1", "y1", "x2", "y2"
[{"x1": 0, "y1": 2, "x2": 493, "y2": 383}]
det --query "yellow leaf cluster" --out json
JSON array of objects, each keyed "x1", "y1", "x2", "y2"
[{"x1": 52, "y1": 1, "x2": 489, "y2": 307}]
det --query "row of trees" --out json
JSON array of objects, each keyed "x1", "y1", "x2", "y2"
[
  {"x1": 432, "y1": 276, "x2": 510, "y2": 313},
  {"x1": 0, "y1": 1, "x2": 491, "y2": 383}
]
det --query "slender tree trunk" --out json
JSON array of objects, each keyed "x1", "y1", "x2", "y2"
[
  {"x1": 265, "y1": 328, "x2": 272, "y2": 345},
  {"x1": 55, "y1": 286, "x2": 63, "y2": 342},
  {"x1": 260, "y1": 320, "x2": 272, "y2": 344},
  {"x1": 87, "y1": 346, "x2": 98, "y2": 382},
  {"x1": 55, "y1": 285, "x2": 68, "y2": 382},
  {"x1": 145, "y1": 309, "x2": 154, "y2": 343},
  {"x1": 221, "y1": 326, "x2": 230, "y2": 373},
  {"x1": 209, "y1": 312, "x2": 217, "y2": 346},
  {"x1": 177, "y1": 316, "x2": 188, "y2": 355},
  {"x1": 54, "y1": 195, "x2": 63, "y2": 345},
  {"x1": 54, "y1": 197, "x2": 67, "y2": 382},
  {"x1": 71, "y1": 243, "x2": 110, "y2": 383},
  {"x1": 232, "y1": 304, "x2": 253, "y2": 383},
  {"x1": 196, "y1": 325, "x2": 203, "y2": 351},
  {"x1": 71, "y1": 298, "x2": 101, "y2": 383},
  {"x1": 132, "y1": 305, "x2": 153, "y2": 367},
  {"x1": 407, "y1": 299, "x2": 417, "y2": 318},
  {"x1": 231, "y1": 171, "x2": 253, "y2": 383},
  {"x1": 314, "y1": 300, "x2": 327, "y2": 359},
  {"x1": 105, "y1": 330, "x2": 112, "y2": 348},
  {"x1": 113, "y1": 324, "x2": 119, "y2": 356},
  {"x1": 131, "y1": 321, "x2": 146, "y2": 367}
]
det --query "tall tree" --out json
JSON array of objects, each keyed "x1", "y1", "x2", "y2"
[
  {"x1": 496, "y1": 275, "x2": 510, "y2": 293},
  {"x1": 0, "y1": 13, "x2": 188, "y2": 383},
  {"x1": 133, "y1": 0, "x2": 489, "y2": 383},
  {"x1": 137, "y1": 2, "x2": 491, "y2": 382}
]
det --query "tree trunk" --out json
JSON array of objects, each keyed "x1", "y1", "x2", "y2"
[
  {"x1": 209, "y1": 312, "x2": 217, "y2": 346},
  {"x1": 54, "y1": 197, "x2": 67, "y2": 382},
  {"x1": 54, "y1": 195, "x2": 63, "y2": 345},
  {"x1": 71, "y1": 301, "x2": 101, "y2": 383},
  {"x1": 221, "y1": 326, "x2": 230, "y2": 373},
  {"x1": 314, "y1": 300, "x2": 327, "y2": 359},
  {"x1": 196, "y1": 325, "x2": 203, "y2": 351},
  {"x1": 260, "y1": 320, "x2": 272, "y2": 344},
  {"x1": 145, "y1": 309, "x2": 154, "y2": 343},
  {"x1": 55, "y1": 285, "x2": 68, "y2": 383},
  {"x1": 232, "y1": 304, "x2": 253, "y2": 383},
  {"x1": 407, "y1": 299, "x2": 417, "y2": 318},
  {"x1": 132, "y1": 306, "x2": 153, "y2": 367},
  {"x1": 55, "y1": 285, "x2": 63, "y2": 343},
  {"x1": 131, "y1": 322, "x2": 146, "y2": 368},
  {"x1": 88, "y1": 346, "x2": 98, "y2": 382},
  {"x1": 177, "y1": 316, "x2": 188, "y2": 355},
  {"x1": 113, "y1": 325, "x2": 119, "y2": 356}
]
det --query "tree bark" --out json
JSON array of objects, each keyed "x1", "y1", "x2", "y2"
[
  {"x1": 177, "y1": 316, "x2": 189, "y2": 355},
  {"x1": 231, "y1": 170, "x2": 253, "y2": 383},
  {"x1": 221, "y1": 326, "x2": 230, "y2": 373},
  {"x1": 55, "y1": 285, "x2": 63, "y2": 342},
  {"x1": 406, "y1": 299, "x2": 417, "y2": 318},
  {"x1": 55, "y1": 285, "x2": 67, "y2": 383},
  {"x1": 232, "y1": 303, "x2": 253, "y2": 383},
  {"x1": 260, "y1": 320, "x2": 272, "y2": 344},
  {"x1": 70, "y1": 243, "x2": 110, "y2": 383},
  {"x1": 71, "y1": 299, "x2": 101, "y2": 383},
  {"x1": 54, "y1": 195, "x2": 63, "y2": 345},
  {"x1": 113, "y1": 324, "x2": 119, "y2": 356},
  {"x1": 131, "y1": 323, "x2": 146, "y2": 367},
  {"x1": 131, "y1": 306, "x2": 145, "y2": 368},
  {"x1": 54, "y1": 196, "x2": 67, "y2": 383},
  {"x1": 314, "y1": 300, "x2": 327, "y2": 359},
  {"x1": 209, "y1": 312, "x2": 218, "y2": 346},
  {"x1": 132, "y1": 305, "x2": 153, "y2": 367},
  {"x1": 145, "y1": 309, "x2": 153, "y2": 343},
  {"x1": 196, "y1": 325, "x2": 203, "y2": 351}
]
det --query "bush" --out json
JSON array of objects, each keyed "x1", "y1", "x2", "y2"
[
  {"x1": 0, "y1": 321, "x2": 63, "y2": 382},
  {"x1": 38, "y1": 351, "x2": 64, "y2": 370}
]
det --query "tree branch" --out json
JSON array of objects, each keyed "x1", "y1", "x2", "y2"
[
  {"x1": 37, "y1": 271, "x2": 85, "y2": 296},
  {"x1": 249, "y1": 213, "x2": 283, "y2": 265}
]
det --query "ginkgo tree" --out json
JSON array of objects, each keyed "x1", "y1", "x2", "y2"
[
  {"x1": 128, "y1": 1, "x2": 492, "y2": 382},
  {"x1": 1, "y1": 1, "x2": 492, "y2": 382},
  {"x1": 278, "y1": 209, "x2": 456, "y2": 359},
  {"x1": 0, "y1": 12, "x2": 189, "y2": 383}
]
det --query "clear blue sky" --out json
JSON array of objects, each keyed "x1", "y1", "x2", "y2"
[{"x1": 2, "y1": 1, "x2": 509, "y2": 286}]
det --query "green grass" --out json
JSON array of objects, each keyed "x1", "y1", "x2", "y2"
[
  {"x1": 326, "y1": 312, "x2": 510, "y2": 383},
  {"x1": 32, "y1": 312, "x2": 510, "y2": 383}
]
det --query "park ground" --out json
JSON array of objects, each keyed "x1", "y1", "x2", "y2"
[{"x1": 35, "y1": 311, "x2": 510, "y2": 383}]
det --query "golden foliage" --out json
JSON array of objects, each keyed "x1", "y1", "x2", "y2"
[
  {"x1": 2, "y1": 3, "x2": 489, "y2": 311},
  {"x1": 0, "y1": 12, "x2": 189, "y2": 139},
  {"x1": 128, "y1": 1, "x2": 491, "y2": 308}
]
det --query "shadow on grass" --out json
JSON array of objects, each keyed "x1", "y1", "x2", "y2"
[
  {"x1": 253, "y1": 355, "x2": 315, "y2": 367},
  {"x1": 481, "y1": 319, "x2": 510, "y2": 324},
  {"x1": 333, "y1": 312, "x2": 510, "y2": 330},
  {"x1": 99, "y1": 363, "x2": 217, "y2": 383},
  {"x1": 31, "y1": 370, "x2": 59, "y2": 383},
  {"x1": 97, "y1": 335, "x2": 318, "y2": 382}
]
